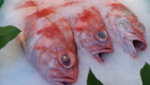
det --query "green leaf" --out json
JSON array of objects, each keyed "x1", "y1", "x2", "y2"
[
  {"x1": 140, "y1": 62, "x2": 150, "y2": 85},
  {"x1": 87, "y1": 68, "x2": 103, "y2": 85},
  {"x1": 0, "y1": 0, "x2": 4, "y2": 7},
  {"x1": 0, "y1": 25, "x2": 21, "y2": 49}
]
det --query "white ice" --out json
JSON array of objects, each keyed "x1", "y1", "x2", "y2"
[{"x1": 0, "y1": 0, "x2": 150, "y2": 85}]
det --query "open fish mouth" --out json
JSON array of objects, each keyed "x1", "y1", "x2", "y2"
[
  {"x1": 90, "y1": 48, "x2": 113, "y2": 63},
  {"x1": 133, "y1": 40, "x2": 147, "y2": 51},
  {"x1": 130, "y1": 39, "x2": 147, "y2": 58},
  {"x1": 123, "y1": 32, "x2": 147, "y2": 58}
]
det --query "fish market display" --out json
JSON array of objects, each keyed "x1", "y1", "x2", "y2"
[
  {"x1": 17, "y1": 0, "x2": 147, "y2": 84},
  {"x1": 0, "y1": 0, "x2": 149, "y2": 85}
]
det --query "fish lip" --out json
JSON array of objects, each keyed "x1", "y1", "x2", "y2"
[
  {"x1": 51, "y1": 78, "x2": 77, "y2": 85},
  {"x1": 122, "y1": 32, "x2": 147, "y2": 58},
  {"x1": 125, "y1": 32, "x2": 147, "y2": 51},
  {"x1": 89, "y1": 47, "x2": 113, "y2": 63},
  {"x1": 89, "y1": 47, "x2": 113, "y2": 55},
  {"x1": 48, "y1": 66, "x2": 78, "y2": 85},
  {"x1": 90, "y1": 49, "x2": 113, "y2": 55}
]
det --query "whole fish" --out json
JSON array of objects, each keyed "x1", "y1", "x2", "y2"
[
  {"x1": 105, "y1": 3, "x2": 147, "y2": 58},
  {"x1": 71, "y1": 7, "x2": 113, "y2": 63},
  {"x1": 17, "y1": 1, "x2": 78, "y2": 85}
]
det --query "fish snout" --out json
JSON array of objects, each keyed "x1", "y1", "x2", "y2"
[
  {"x1": 125, "y1": 32, "x2": 147, "y2": 51},
  {"x1": 47, "y1": 51, "x2": 78, "y2": 84},
  {"x1": 47, "y1": 67, "x2": 78, "y2": 85},
  {"x1": 89, "y1": 44, "x2": 113, "y2": 63},
  {"x1": 123, "y1": 32, "x2": 147, "y2": 58}
]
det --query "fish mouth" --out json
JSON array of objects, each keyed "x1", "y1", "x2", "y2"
[
  {"x1": 51, "y1": 78, "x2": 76, "y2": 85},
  {"x1": 133, "y1": 40, "x2": 147, "y2": 51},
  {"x1": 122, "y1": 39, "x2": 147, "y2": 58},
  {"x1": 48, "y1": 66, "x2": 78, "y2": 85},
  {"x1": 89, "y1": 47, "x2": 113, "y2": 63},
  {"x1": 131, "y1": 39, "x2": 147, "y2": 58},
  {"x1": 123, "y1": 32, "x2": 147, "y2": 58}
]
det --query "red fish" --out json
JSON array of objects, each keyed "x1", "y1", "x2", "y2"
[
  {"x1": 71, "y1": 7, "x2": 113, "y2": 63},
  {"x1": 107, "y1": 4, "x2": 147, "y2": 58},
  {"x1": 17, "y1": 4, "x2": 78, "y2": 85}
]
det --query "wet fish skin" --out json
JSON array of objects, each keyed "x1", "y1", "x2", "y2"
[
  {"x1": 107, "y1": 3, "x2": 147, "y2": 58},
  {"x1": 17, "y1": 3, "x2": 78, "y2": 85},
  {"x1": 17, "y1": 0, "x2": 114, "y2": 63},
  {"x1": 15, "y1": 1, "x2": 148, "y2": 85},
  {"x1": 71, "y1": 7, "x2": 113, "y2": 63}
]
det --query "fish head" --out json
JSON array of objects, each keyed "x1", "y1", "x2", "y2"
[
  {"x1": 108, "y1": 4, "x2": 147, "y2": 58},
  {"x1": 73, "y1": 7, "x2": 113, "y2": 63},
  {"x1": 33, "y1": 18, "x2": 78, "y2": 85}
]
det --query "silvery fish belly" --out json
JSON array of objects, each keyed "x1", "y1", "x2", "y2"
[{"x1": 17, "y1": 1, "x2": 78, "y2": 85}]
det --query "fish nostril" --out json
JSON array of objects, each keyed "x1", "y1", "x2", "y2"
[{"x1": 133, "y1": 40, "x2": 146, "y2": 51}]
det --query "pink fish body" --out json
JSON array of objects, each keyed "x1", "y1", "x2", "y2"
[
  {"x1": 71, "y1": 7, "x2": 113, "y2": 63},
  {"x1": 17, "y1": 2, "x2": 78, "y2": 85},
  {"x1": 106, "y1": 3, "x2": 147, "y2": 58}
]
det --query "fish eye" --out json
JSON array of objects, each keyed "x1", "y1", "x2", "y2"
[
  {"x1": 97, "y1": 31, "x2": 106, "y2": 38},
  {"x1": 61, "y1": 53, "x2": 71, "y2": 66},
  {"x1": 133, "y1": 22, "x2": 145, "y2": 33},
  {"x1": 95, "y1": 29, "x2": 107, "y2": 41},
  {"x1": 58, "y1": 52, "x2": 75, "y2": 68}
]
